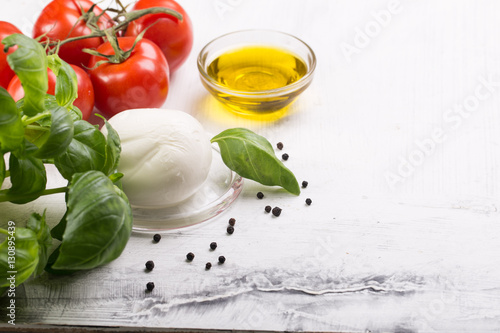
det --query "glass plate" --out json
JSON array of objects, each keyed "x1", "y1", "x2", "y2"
[{"x1": 131, "y1": 146, "x2": 243, "y2": 232}]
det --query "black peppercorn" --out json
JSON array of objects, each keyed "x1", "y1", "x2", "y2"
[
  {"x1": 277, "y1": 142, "x2": 284, "y2": 150},
  {"x1": 218, "y1": 256, "x2": 226, "y2": 264},
  {"x1": 210, "y1": 242, "x2": 217, "y2": 250},
  {"x1": 228, "y1": 218, "x2": 236, "y2": 226},
  {"x1": 146, "y1": 282, "x2": 155, "y2": 291},
  {"x1": 205, "y1": 262, "x2": 212, "y2": 270},
  {"x1": 186, "y1": 252, "x2": 195, "y2": 261},
  {"x1": 272, "y1": 206, "x2": 282, "y2": 217},
  {"x1": 153, "y1": 234, "x2": 161, "y2": 242},
  {"x1": 227, "y1": 226, "x2": 234, "y2": 234},
  {"x1": 282, "y1": 153, "x2": 289, "y2": 161},
  {"x1": 306, "y1": 198, "x2": 312, "y2": 205},
  {"x1": 265, "y1": 205, "x2": 272, "y2": 213},
  {"x1": 256, "y1": 192, "x2": 264, "y2": 199},
  {"x1": 302, "y1": 181, "x2": 308, "y2": 188},
  {"x1": 145, "y1": 260, "x2": 155, "y2": 271}
]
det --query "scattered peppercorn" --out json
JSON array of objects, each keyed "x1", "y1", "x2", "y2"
[
  {"x1": 306, "y1": 198, "x2": 312, "y2": 206},
  {"x1": 186, "y1": 252, "x2": 195, "y2": 261},
  {"x1": 272, "y1": 206, "x2": 282, "y2": 217},
  {"x1": 257, "y1": 192, "x2": 264, "y2": 199},
  {"x1": 282, "y1": 153, "x2": 289, "y2": 161},
  {"x1": 210, "y1": 242, "x2": 217, "y2": 250},
  {"x1": 218, "y1": 256, "x2": 226, "y2": 264},
  {"x1": 265, "y1": 205, "x2": 272, "y2": 213},
  {"x1": 302, "y1": 181, "x2": 308, "y2": 188},
  {"x1": 205, "y1": 262, "x2": 212, "y2": 270},
  {"x1": 227, "y1": 226, "x2": 234, "y2": 234},
  {"x1": 153, "y1": 234, "x2": 161, "y2": 242},
  {"x1": 277, "y1": 142, "x2": 284, "y2": 150},
  {"x1": 228, "y1": 218, "x2": 236, "y2": 226},
  {"x1": 146, "y1": 282, "x2": 155, "y2": 291},
  {"x1": 145, "y1": 260, "x2": 155, "y2": 271}
]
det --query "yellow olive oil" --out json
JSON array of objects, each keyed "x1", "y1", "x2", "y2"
[
  {"x1": 207, "y1": 46, "x2": 307, "y2": 92},
  {"x1": 203, "y1": 46, "x2": 309, "y2": 115}
]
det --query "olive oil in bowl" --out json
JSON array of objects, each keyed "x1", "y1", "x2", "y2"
[
  {"x1": 198, "y1": 30, "x2": 316, "y2": 116},
  {"x1": 207, "y1": 46, "x2": 307, "y2": 92}
]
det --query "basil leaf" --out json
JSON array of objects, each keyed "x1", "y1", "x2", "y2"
[
  {"x1": 54, "y1": 120, "x2": 107, "y2": 180},
  {"x1": 0, "y1": 155, "x2": 5, "y2": 186},
  {"x1": 109, "y1": 172, "x2": 124, "y2": 184},
  {"x1": 50, "y1": 212, "x2": 67, "y2": 242},
  {"x1": 0, "y1": 227, "x2": 39, "y2": 290},
  {"x1": 17, "y1": 138, "x2": 39, "y2": 157},
  {"x1": 32, "y1": 105, "x2": 74, "y2": 159},
  {"x1": 26, "y1": 212, "x2": 52, "y2": 276},
  {"x1": 23, "y1": 125, "x2": 49, "y2": 152},
  {"x1": 17, "y1": 95, "x2": 82, "y2": 123},
  {"x1": 2, "y1": 34, "x2": 47, "y2": 117},
  {"x1": 44, "y1": 245, "x2": 74, "y2": 275},
  {"x1": 0, "y1": 88, "x2": 24, "y2": 153},
  {"x1": 51, "y1": 171, "x2": 132, "y2": 270},
  {"x1": 102, "y1": 118, "x2": 121, "y2": 175},
  {"x1": 7, "y1": 153, "x2": 47, "y2": 204},
  {"x1": 211, "y1": 128, "x2": 300, "y2": 195},
  {"x1": 67, "y1": 104, "x2": 83, "y2": 122},
  {"x1": 47, "y1": 55, "x2": 78, "y2": 108}
]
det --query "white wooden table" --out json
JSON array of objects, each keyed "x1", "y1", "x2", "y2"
[{"x1": 2, "y1": 0, "x2": 500, "y2": 332}]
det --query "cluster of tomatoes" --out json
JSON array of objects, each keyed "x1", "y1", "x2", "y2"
[{"x1": 0, "y1": 0, "x2": 193, "y2": 120}]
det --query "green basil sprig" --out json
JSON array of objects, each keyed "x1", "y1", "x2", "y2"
[
  {"x1": 0, "y1": 212, "x2": 51, "y2": 294},
  {"x1": 101, "y1": 116, "x2": 122, "y2": 175},
  {"x1": 54, "y1": 120, "x2": 107, "y2": 180},
  {"x1": 0, "y1": 35, "x2": 130, "y2": 290},
  {"x1": 211, "y1": 128, "x2": 300, "y2": 195},
  {"x1": 0, "y1": 156, "x2": 5, "y2": 185},
  {"x1": 47, "y1": 54, "x2": 78, "y2": 109},
  {"x1": 26, "y1": 212, "x2": 52, "y2": 277},
  {"x1": 0, "y1": 89, "x2": 23, "y2": 153},
  {"x1": 3, "y1": 34, "x2": 47, "y2": 117},
  {"x1": 0, "y1": 227, "x2": 39, "y2": 295},
  {"x1": 7, "y1": 153, "x2": 47, "y2": 204},
  {"x1": 51, "y1": 171, "x2": 132, "y2": 271}
]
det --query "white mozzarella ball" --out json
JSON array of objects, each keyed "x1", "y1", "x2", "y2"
[{"x1": 104, "y1": 108, "x2": 212, "y2": 207}]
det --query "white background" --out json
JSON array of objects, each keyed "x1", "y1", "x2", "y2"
[{"x1": 1, "y1": 0, "x2": 500, "y2": 332}]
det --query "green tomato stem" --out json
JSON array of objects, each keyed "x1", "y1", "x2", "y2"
[
  {"x1": 46, "y1": 7, "x2": 182, "y2": 49},
  {"x1": 114, "y1": 7, "x2": 183, "y2": 31},
  {"x1": 85, "y1": 21, "x2": 159, "y2": 66}
]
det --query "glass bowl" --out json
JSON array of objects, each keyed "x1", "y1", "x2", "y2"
[
  {"x1": 197, "y1": 29, "x2": 316, "y2": 116},
  {"x1": 131, "y1": 146, "x2": 243, "y2": 232}
]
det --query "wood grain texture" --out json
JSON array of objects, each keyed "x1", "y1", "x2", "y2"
[{"x1": 1, "y1": 0, "x2": 500, "y2": 332}]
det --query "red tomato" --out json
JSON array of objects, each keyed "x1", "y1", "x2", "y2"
[
  {"x1": 87, "y1": 37, "x2": 169, "y2": 117},
  {"x1": 0, "y1": 21, "x2": 22, "y2": 89},
  {"x1": 6, "y1": 77, "x2": 24, "y2": 102},
  {"x1": 32, "y1": 0, "x2": 113, "y2": 68},
  {"x1": 7, "y1": 65, "x2": 95, "y2": 120},
  {"x1": 124, "y1": 0, "x2": 193, "y2": 74}
]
